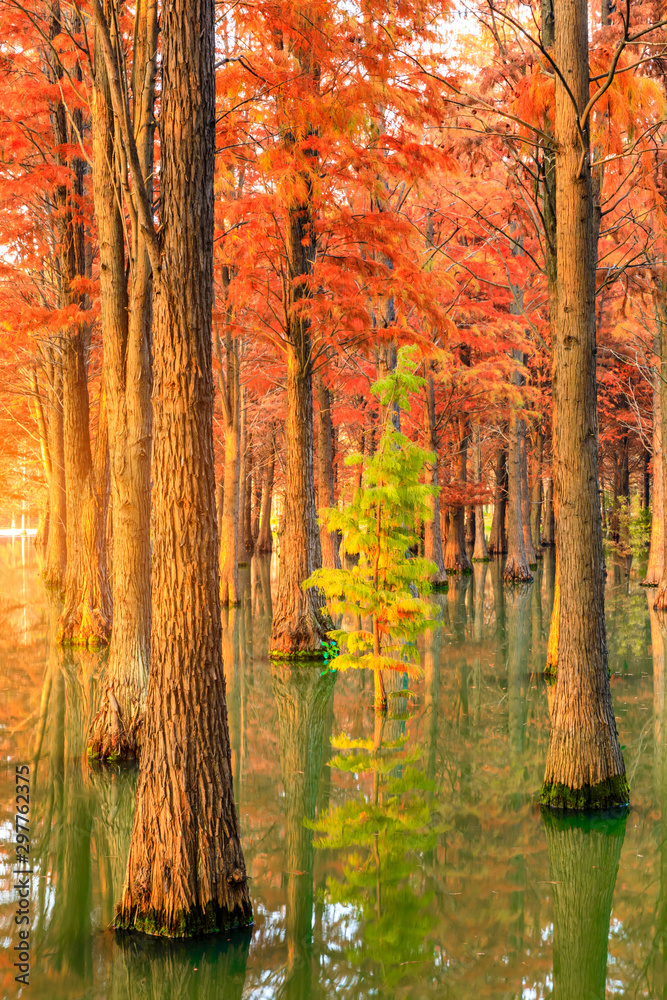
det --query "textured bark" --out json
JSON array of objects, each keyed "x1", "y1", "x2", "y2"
[
  {"x1": 252, "y1": 446, "x2": 262, "y2": 542},
  {"x1": 488, "y1": 445, "x2": 507, "y2": 555},
  {"x1": 530, "y1": 429, "x2": 544, "y2": 556},
  {"x1": 423, "y1": 369, "x2": 448, "y2": 585},
  {"x1": 542, "y1": 0, "x2": 627, "y2": 808},
  {"x1": 115, "y1": 0, "x2": 251, "y2": 934},
  {"x1": 256, "y1": 428, "x2": 275, "y2": 554},
  {"x1": 316, "y1": 371, "x2": 341, "y2": 570},
  {"x1": 543, "y1": 811, "x2": 627, "y2": 999},
  {"x1": 472, "y1": 423, "x2": 488, "y2": 562},
  {"x1": 504, "y1": 389, "x2": 532, "y2": 583},
  {"x1": 87, "y1": 0, "x2": 154, "y2": 758},
  {"x1": 444, "y1": 414, "x2": 472, "y2": 574},
  {"x1": 648, "y1": 330, "x2": 665, "y2": 586},
  {"x1": 656, "y1": 304, "x2": 667, "y2": 611}
]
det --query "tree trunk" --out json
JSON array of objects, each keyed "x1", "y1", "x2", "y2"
[
  {"x1": 542, "y1": 811, "x2": 627, "y2": 999},
  {"x1": 444, "y1": 415, "x2": 472, "y2": 574},
  {"x1": 87, "y1": 0, "x2": 154, "y2": 759},
  {"x1": 504, "y1": 395, "x2": 532, "y2": 583},
  {"x1": 217, "y1": 285, "x2": 242, "y2": 605},
  {"x1": 58, "y1": 337, "x2": 112, "y2": 645},
  {"x1": 472, "y1": 423, "x2": 488, "y2": 561},
  {"x1": 543, "y1": 474, "x2": 556, "y2": 546},
  {"x1": 488, "y1": 445, "x2": 507, "y2": 555},
  {"x1": 244, "y1": 430, "x2": 255, "y2": 559},
  {"x1": 530, "y1": 428, "x2": 544, "y2": 555},
  {"x1": 115, "y1": 0, "x2": 251, "y2": 933},
  {"x1": 42, "y1": 356, "x2": 67, "y2": 587},
  {"x1": 237, "y1": 399, "x2": 250, "y2": 567},
  {"x1": 646, "y1": 332, "x2": 664, "y2": 586},
  {"x1": 252, "y1": 451, "x2": 262, "y2": 543},
  {"x1": 542, "y1": 0, "x2": 627, "y2": 807},
  {"x1": 270, "y1": 344, "x2": 327, "y2": 655},
  {"x1": 520, "y1": 424, "x2": 537, "y2": 567},
  {"x1": 316, "y1": 371, "x2": 341, "y2": 570},
  {"x1": 256, "y1": 428, "x2": 275, "y2": 554},
  {"x1": 423, "y1": 369, "x2": 448, "y2": 586}
]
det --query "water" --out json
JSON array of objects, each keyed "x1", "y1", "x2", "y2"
[{"x1": 0, "y1": 540, "x2": 663, "y2": 999}]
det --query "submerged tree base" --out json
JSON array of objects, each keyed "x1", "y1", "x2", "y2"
[
  {"x1": 431, "y1": 580, "x2": 449, "y2": 592},
  {"x1": 114, "y1": 897, "x2": 253, "y2": 938},
  {"x1": 87, "y1": 689, "x2": 142, "y2": 762},
  {"x1": 58, "y1": 603, "x2": 111, "y2": 648},
  {"x1": 540, "y1": 773, "x2": 630, "y2": 811},
  {"x1": 269, "y1": 649, "x2": 326, "y2": 661}
]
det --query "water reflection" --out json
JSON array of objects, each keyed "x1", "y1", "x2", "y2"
[{"x1": 0, "y1": 543, "x2": 663, "y2": 998}]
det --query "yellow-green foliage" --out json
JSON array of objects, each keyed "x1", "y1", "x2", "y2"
[{"x1": 304, "y1": 347, "x2": 440, "y2": 680}]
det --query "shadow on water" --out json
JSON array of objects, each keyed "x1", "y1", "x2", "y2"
[{"x1": 1, "y1": 542, "x2": 667, "y2": 997}]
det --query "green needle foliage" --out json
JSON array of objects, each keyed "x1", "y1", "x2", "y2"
[{"x1": 305, "y1": 346, "x2": 439, "y2": 712}]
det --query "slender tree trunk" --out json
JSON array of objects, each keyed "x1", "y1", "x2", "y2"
[
  {"x1": 520, "y1": 421, "x2": 537, "y2": 567},
  {"x1": 42, "y1": 357, "x2": 67, "y2": 587},
  {"x1": 647, "y1": 331, "x2": 664, "y2": 586},
  {"x1": 472, "y1": 423, "x2": 488, "y2": 561},
  {"x1": 256, "y1": 428, "x2": 275, "y2": 554},
  {"x1": 543, "y1": 474, "x2": 556, "y2": 546},
  {"x1": 87, "y1": 0, "x2": 154, "y2": 757},
  {"x1": 542, "y1": 0, "x2": 627, "y2": 807},
  {"x1": 58, "y1": 338, "x2": 112, "y2": 645},
  {"x1": 270, "y1": 343, "x2": 327, "y2": 654},
  {"x1": 252, "y1": 452, "x2": 262, "y2": 543},
  {"x1": 530, "y1": 429, "x2": 544, "y2": 555},
  {"x1": 444, "y1": 415, "x2": 472, "y2": 573},
  {"x1": 424, "y1": 369, "x2": 448, "y2": 585},
  {"x1": 488, "y1": 444, "x2": 507, "y2": 555},
  {"x1": 316, "y1": 371, "x2": 341, "y2": 570},
  {"x1": 237, "y1": 400, "x2": 250, "y2": 567},
  {"x1": 115, "y1": 0, "x2": 251, "y2": 933},
  {"x1": 244, "y1": 430, "x2": 255, "y2": 559},
  {"x1": 217, "y1": 287, "x2": 242, "y2": 605},
  {"x1": 504, "y1": 383, "x2": 532, "y2": 583}
]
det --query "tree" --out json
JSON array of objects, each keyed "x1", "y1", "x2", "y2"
[
  {"x1": 306, "y1": 348, "x2": 437, "y2": 711},
  {"x1": 541, "y1": 0, "x2": 628, "y2": 809},
  {"x1": 94, "y1": 0, "x2": 252, "y2": 933}
]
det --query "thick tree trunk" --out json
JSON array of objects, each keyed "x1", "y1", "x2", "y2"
[
  {"x1": 530, "y1": 429, "x2": 544, "y2": 555},
  {"x1": 542, "y1": 0, "x2": 627, "y2": 807},
  {"x1": 256, "y1": 428, "x2": 275, "y2": 554},
  {"x1": 472, "y1": 423, "x2": 488, "y2": 561},
  {"x1": 647, "y1": 333, "x2": 664, "y2": 586},
  {"x1": 542, "y1": 811, "x2": 627, "y2": 999},
  {"x1": 504, "y1": 398, "x2": 532, "y2": 583},
  {"x1": 316, "y1": 371, "x2": 341, "y2": 570},
  {"x1": 115, "y1": 0, "x2": 251, "y2": 934},
  {"x1": 87, "y1": 1, "x2": 154, "y2": 758},
  {"x1": 488, "y1": 445, "x2": 507, "y2": 555},
  {"x1": 423, "y1": 370, "x2": 448, "y2": 585},
  {"x1": 444, "y1": 415, "x2": 472, "y2": 574}
]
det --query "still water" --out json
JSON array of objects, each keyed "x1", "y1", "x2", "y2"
[{"x1": 0, "y1": 539, "x2": 662, "y2": 998}]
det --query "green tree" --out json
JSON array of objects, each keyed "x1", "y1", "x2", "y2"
[{"x1": 305, "y1": 347, "x2": 438, "y2": 712}]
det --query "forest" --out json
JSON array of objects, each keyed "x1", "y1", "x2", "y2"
[{"x1": 0, "y1": 0, "x2": 665, "y2": 993}]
